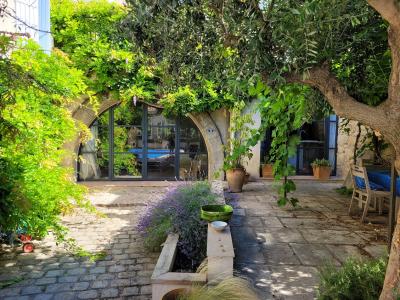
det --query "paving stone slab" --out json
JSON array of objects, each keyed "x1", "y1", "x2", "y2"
[
  {"x1": 256, "y1": 228, "x2": 307, "y2": 245},
  {"x1": 290, "y1": 243, "x2": 340, "y2": 266},
  {"x1": 325, "y1": 244, "x2": 365, "y2": 263},
  {"x1": 263, "y1": 244, "x2": 301, "y2": 266},
  {"x1": 270, "y1": 265, "x2": 319, "y2": 299},
  {"x1": 300, "y1": 229, "x2": 366, "y2": 245},
  {"x1": 234, "y1": 181, "x2": 387, "y2": 300},
  {"x1": 363, "y1": 244, "x2": 388, "y2": 258}
]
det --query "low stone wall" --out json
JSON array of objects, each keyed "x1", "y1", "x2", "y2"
[{"x1": 151, "y1": 234, "x2": 207, "y2": 300}]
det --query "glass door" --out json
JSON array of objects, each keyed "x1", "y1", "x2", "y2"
[
  {"x1": 112, "y1": 102, "x2": 144, "y2": 179},
  {"x1": 78, "y1": 102, "x2": 208, "y2": 181},
  {"x1": 146, "y1": 106, "x2": 177, "y2": 179}
]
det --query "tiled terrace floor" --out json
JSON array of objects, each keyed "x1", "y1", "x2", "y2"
[
  {"x1": 0, "y1": 180, "x2": 388, "y2": 300},
  {"x1": 231, "y1": 180, "x2": 388, "y2": 300},
  {"x1": 0, "y1": 182, "x2": 176, "y2": 300}
]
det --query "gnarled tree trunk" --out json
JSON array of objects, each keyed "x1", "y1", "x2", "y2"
[{"x1": 287, "y1": 1, "x2": 400, "y2": 298}]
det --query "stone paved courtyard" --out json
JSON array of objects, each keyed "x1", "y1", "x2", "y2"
[
  {"x1": 0, "y1": 182, "x2": 174, "y2": 300},
  {"x1": 231, "y1": 180, "x2": 388, "y2": 300},
  {"x1": 0, "y1": 180, "x2": 389, "y2": 300}
]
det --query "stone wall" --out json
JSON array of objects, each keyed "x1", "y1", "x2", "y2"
[{"x1": 336, "y1": 118, "x2": 373, "y2": 179}]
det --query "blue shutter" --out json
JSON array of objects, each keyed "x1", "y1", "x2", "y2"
[{"x1": 327, "y1": 115, "x2": 338, "y2": 175}]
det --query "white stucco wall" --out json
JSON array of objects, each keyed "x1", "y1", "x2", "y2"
[
  {"x1": 0, "y1": 0, "x2": 52, "y2": 52},
  {"x1": 243, "y1": 100, "x2": 262, "y2": 180},
  {"x1": 0, "y1": 0, "x2": 16, "y2": 33}
]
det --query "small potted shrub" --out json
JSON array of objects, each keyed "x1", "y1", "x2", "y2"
[
  {"x1": 311, "y1": 158, "x2": 332, "y2": 180},
  {"x1": 261, "y1": 156, "x2": 274, "y2": 178},
  {"x1": 224, "y1": 102, "x2": 254, "y2": 193}
]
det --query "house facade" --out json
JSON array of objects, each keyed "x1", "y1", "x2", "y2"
[
  {"x1": 0, "y1": 1, "x2": 361, "y2": 182},
  {"x1": 0, "y1": 0, "x2": 52, "y2": 52},
  {"x1": 71, "y1": 99, "x2": 359, "y2": 182}
]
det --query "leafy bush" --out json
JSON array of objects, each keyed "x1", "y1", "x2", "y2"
[
  {"x1": 317, "y1": 257, "x2": 387, "y2": 300},
  {"x1": 311, "y1": 158, "x2": 332, "y2": 168},
  {"x1": 336, "y1": 186, "x2": 353, "y2": 196},
  {"x1": 160, "y1": 86, "x2": 198, "y2": 116},
  {"x1": 223, "y1": 101, "x2": 255, "y2": 170},
  {"x1": 137, "y1": 182, "x2": 217, "y2": 266},
  {"x1": 0, "y1": 38, "x2": 91, "y2": 237},
  {"x1": 51, "y1": 0, "x2": 159, "y2": 102}
]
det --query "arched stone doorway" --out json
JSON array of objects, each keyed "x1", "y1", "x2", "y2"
[{"x1": 65, "y1": 99, "x2": 225, "y2": 180}]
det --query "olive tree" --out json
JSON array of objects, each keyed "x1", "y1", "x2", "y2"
[{"x1": 123, "y1": 0, "x2": 400, "y2": 297}]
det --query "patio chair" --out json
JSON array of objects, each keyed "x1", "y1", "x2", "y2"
[{"x1": 349, "y1": 165, "x2": 391, "y2": 223}]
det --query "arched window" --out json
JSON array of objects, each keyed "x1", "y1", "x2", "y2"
[{"x1": 78, "y1": 102, "x2": 208, "y2": 180}]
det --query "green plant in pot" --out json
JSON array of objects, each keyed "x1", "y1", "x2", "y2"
[
  {"x1": 223, "y1": 101, "x2": 254, "y2": 193},
  {"x1": 261, "y1": 156, "x2": 274, "y2": 178},
  {"x1": 311, "y1": 158, "x2": 332, "y2": 180}
]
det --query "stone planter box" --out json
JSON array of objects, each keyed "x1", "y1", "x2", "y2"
[{"x1": 151, "y1": 180, "x2": 234, "y2": 300}]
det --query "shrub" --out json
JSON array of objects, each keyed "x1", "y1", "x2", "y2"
[
  {"x1": 317, "y1": 257, "x2": 387, "y2": 300},
  {"x1": 311, "y1": 158, "x2": 332, "y2": 168},
  {"x1": 137, "y1": 182, "x2": 218, "y2": 266},
  {"x1": 335, "y1": 186, "x2": 353, "y2": 196},
  {"x1": 177, "y1": 277, "x2": 260, "y2": 300},
  {"x1": 0, "y1": 37, "x2": 90, "y2": 238}
]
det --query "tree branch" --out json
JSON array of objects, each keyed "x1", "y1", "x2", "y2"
[
  {"x1": 368, "y1": 0, "x2": 400, "y2": 29},
  {"x1": 286, "y1": 64, "x2": 390, "y2": 132}
]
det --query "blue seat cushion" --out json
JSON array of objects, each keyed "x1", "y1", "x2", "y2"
[{"x1": 355, "y1": 176, "x2": 384, "y2": 191}]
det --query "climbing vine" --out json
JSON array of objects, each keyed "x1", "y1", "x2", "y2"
[
  {"x1": 51, "y1": 0, "x2": 160, "y2": 104},
  {"x1": 250, "y1": 82, "x2": 317, "y2": 206}
]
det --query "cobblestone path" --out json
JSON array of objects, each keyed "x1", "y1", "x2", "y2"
[{"x1": 0, "y1": 183, "x2": 173, "y2": 300}]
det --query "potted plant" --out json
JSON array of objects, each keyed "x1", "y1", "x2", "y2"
[
  {"x1": 261, "y1": 156, "x2": 274, "y2": 178},
  {"x1": 311, "y1": 158, "x2": 332, "y2": 180},
  {"x1": 223, "y1": 102, "x2": 254, "y2": 193}
]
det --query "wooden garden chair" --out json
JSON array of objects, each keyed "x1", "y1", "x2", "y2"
[{"x1": 349, "y1": 165, "x2": 391, "y2": 223}]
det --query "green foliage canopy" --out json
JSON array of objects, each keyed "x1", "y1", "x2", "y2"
[
  {"x1": 51, "y1": 0, "x2": 159, "y2": 103},
  {"x1": 123, "y1": 0, "x2": 390, "y2": 108}
]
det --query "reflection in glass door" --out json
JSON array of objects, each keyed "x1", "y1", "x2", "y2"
[
  {"x1": 146, "y1": 106, "x2": 176, "y2": 179},
  {"x1": 78, "y1": 102, "x2": 208, "y2": 181},
  {"x1": 113, "y1": 102, "x2": 143, "y2": 179}
]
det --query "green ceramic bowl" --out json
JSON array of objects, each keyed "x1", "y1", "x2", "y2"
[{"x1": 200, "y1": 204, "x2": 233, "y2": 222}]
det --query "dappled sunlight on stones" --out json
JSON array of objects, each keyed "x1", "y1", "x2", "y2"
[
  {"x1": 270, "y1": 266, "x2": 319, "y2": 299},
  {"x1": 231, "y1": 181, "x2": 388, "y2": 300}
]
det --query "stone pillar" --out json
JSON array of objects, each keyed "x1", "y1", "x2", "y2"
[
  {"x1": 243, "y1": 100, "x2": 261, "y2": 180},
  {"x1": 187, "y1": 111, "x2": 226, "y2": 180}
]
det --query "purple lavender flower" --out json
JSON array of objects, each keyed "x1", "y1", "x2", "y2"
[{"x1": 136, "y1": 181, "x2": 218, "y2": 265}]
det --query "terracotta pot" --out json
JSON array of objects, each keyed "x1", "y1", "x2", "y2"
[
  {"x1": 261, "y1": 163, "x2": 274, "y2": 178},
  {"x1": 226, "y1": 168, "x2": 246, "y2": 192},
  {"x1": 312, "y1": 166, "x2": 331, "y2": 180},
  {"x1": 243, "y1": 172, "x2": 250, "y2": 184}
]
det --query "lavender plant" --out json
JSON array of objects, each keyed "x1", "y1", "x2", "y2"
[{"x1": 137, "y1": 182, "x2": 217, "y2": 267}]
